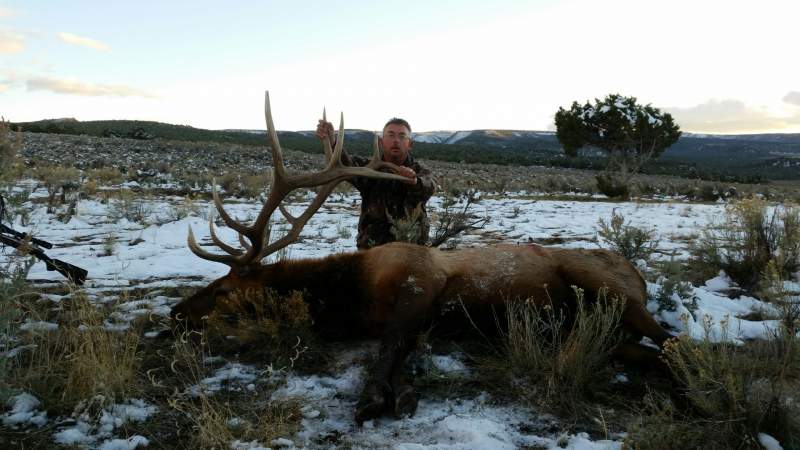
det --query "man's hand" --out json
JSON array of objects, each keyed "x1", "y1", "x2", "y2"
[
  {"x1": 316, "y1": 120, "x2": 336, "y2": 147},
  {"x1": 396, "y1": 166, "x2": 417, "y2": 185}
]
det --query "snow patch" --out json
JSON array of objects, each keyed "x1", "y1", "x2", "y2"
[
  {"x1": 53, "y1": 399, "x2": 157, "y2": 448},
  {"x1": 2, "y1": 393, "x2": 48, "y2": 428}
]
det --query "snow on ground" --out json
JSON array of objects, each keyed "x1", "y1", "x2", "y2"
[
  {"x1": 188, "y1": 362, "x2": 260, "y2": 396},
  {"x1": 2, "y1": 393, "x2": 48, "y2": 429},
  {"x1": 264, "y1": 344, "x2": 620, "y2": 449},
  {"x1": 5, "y1": 189, "x2": 725, "y2": 287},
  {"x1": 649, "y1": 274, "x2": 783, "y2": 344},
  {"x1": 2, "y1": 186, "x2": 795, "y2": 449},
  {"x1": 51, "y1": 399, "x2": 155, "y2": 449}
]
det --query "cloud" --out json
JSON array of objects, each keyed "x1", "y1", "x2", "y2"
[
  {"x1": 665, "y1": 99, "x2": 800, "y2": 133},
  {"x1": 0, "y1": 83, "x2": 9, "y2": 93},
  {"x1": 27, "y1": 76, "x2": 155, "y2": 98},
  {"x1": 0, "y1": 7, "x2": 15, "y2": 18},
  {"x1": 784, "y1": 91, "x2": 800, "y2": 107},
  {"x1": 0, "y1": 30, "x2": 24, "y2": 53},
  {"x1": 57, "y1": 32, "x2": 109, "y2": 51}
]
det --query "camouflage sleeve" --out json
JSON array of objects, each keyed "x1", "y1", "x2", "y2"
[{"x1": 407, "y1": 162, "x2": 436, "y2": 202}]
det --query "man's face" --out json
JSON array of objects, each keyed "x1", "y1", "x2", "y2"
[{"x1": 380, "y1": 123, "x2": 412, "y2": 165}]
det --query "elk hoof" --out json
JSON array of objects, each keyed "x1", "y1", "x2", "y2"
[
  {"x1": 355, "y1": 384, "x2": 388, "y2": 425},
  {"x1": 392, "y1": 384, "x2": 417, "y2": 418}
]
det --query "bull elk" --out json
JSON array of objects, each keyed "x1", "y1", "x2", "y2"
[{"x1": 171, "y1": 92, "x2": 673, "y2": 424}]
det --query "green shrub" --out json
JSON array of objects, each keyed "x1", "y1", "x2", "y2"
[
  {"x1": 597, "y1": 209, "x2": 659, "y2": 261},
  {"x1": 596, "y1": 173, "x2": 630, "y2": 199},
  {"x1": 389, "y1": 205, "x2": 425, "y2": 245},
  {"x1": 689, "y1": 198, "x2": 800, "y2": 290},
  {"x1": 33, "y1": 165, "x2": 81, "y2": 213},
  {"x1": 653, "y1": 258, "x2": 695, "y2": 312}
]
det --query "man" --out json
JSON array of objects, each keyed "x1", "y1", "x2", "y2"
[{"x1": 316, "y1": 117, "x2": 435, "y2": 249}]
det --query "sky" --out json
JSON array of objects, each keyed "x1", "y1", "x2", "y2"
[{"x1": 1, "y1": 0, "x2": 799, "y2": 134}]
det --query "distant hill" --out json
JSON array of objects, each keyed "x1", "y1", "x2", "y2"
[{"x1": 10, "y1": 118, "x2": 800, "y2": 181}]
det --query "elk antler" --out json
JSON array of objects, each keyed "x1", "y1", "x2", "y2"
[{"x1": 188, "y1": 91, "x2": 408, "y2": 270}]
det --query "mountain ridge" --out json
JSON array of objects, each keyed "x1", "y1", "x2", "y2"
[{"x1": 10, "y1": 118, "x2": 800, "y2": 180}]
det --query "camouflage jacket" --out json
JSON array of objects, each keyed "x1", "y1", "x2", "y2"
[{"x1": 341, "y1": 151, "x2": 435, "y2": 249}]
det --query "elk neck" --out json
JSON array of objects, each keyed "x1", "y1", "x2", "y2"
[{"x1": 253, "y1": 251, "x2": 370, "y2": 335}]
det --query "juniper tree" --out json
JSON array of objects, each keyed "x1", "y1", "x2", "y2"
[{"x1": 554, "y1": 94, "x2": 681, "y2": 198}]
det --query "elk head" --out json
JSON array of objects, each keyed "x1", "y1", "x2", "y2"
[{"x1": 171, "y1": 92, "x2": 409, "y2": 326}]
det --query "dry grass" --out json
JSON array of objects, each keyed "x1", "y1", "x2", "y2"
[
  {"x1": 107, "y1": 189, "x2": 155, "y2": 224},
  {"x1": 625, "y1": 324, "x2": 800, "y2": 449},
  {"x1": 86, "y1": 166, "x2": 125, "y2": 186},
  {"x1": 0, "y1": 258, "x2": 36, "y2": 404},
  {"x1": 171, "y1": 391, "x2": 300, "y2": 450},
  {"x1": 0, "y1": 118, "x2": 23, "y2": 181},
  {"x1": 240, "y1": 173, "x2": 271, "y2": 198},
  {"x1": 166, "y1": 327, "x2": 301, "y2": 449},
  {"x1": 8, "y1": 291, "x2": 142, "y2": 415},
  {"x1": 496, "y1": 288, "x2": 625, "y2": 415},
  {"x1": 203, "y1": 287, "x2": 314, "y2": 366}
]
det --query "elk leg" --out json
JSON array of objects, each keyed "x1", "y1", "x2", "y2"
[
  {"x1": 355, "y1": 331, "x2": 403, "y2": 424},
  {"x1": 622, "y1": 302, "x2": 673, "y2": 347},
  {"x1": 388, "y1": 336, "x2": 418, "y2": 418},
  {"x1": 356, "y1": 287, "x2": 429, "y2": 423},
  {"x1": 612, "y1": 340, "x2": 670, "y2": 374}
]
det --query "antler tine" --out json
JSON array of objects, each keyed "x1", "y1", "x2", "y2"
[
  {"x1": 364, "y1": 131, "x2": 406, "y2": 173},
  {"x1": 212, "y1": 183, "x2": 249, "y2": 235},
  {"x1": 321, "y1": 107, "x2": 332, "y2": 162},
  {"x1": 327, "y1": 112, "x2": 346, "y2": 171},
  {"x1": 238, "y1": 232, "x2": 252, "y2": 251},
  {"x1": 187, "y1": 225, "x2": 238, "y2": 266},
  {"x1": 257, "y1": 180, "x2": 340, "y2": 261},
  {"x1": 265, "y1": 91, "x2": 287, "y2": 180},
  {"x1": 372, "y1": 132, "x2": 380, "y2": 159},
  {"x1": 207, "y1": 213, "x2": 244, "y2": 256},
  {"x1": 279, "y1": 204, "x2": 299, "y2": 225},
  {"x1": 231, "y1": 91, "x2": 296, "y2": 264}
]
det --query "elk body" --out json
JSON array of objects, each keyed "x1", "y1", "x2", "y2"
[{"x1": 171, "y1": 92, "x2": 673, "y2": 424}]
